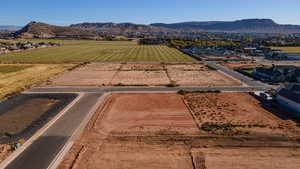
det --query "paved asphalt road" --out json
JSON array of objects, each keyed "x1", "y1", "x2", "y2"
[
  {"x1": 5, "y1": 93, "x2": 103, "y2": 169},
  {"x1": 206, "y1": 61, "x2": 269, "y2": 87}
]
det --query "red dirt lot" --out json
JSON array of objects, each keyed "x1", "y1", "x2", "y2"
[
  {"x1": 59, "y1": 93, "x2": 300, "y2": 169},
  {"x1": 59, "y1": 93, "x2": 199, "y2": 169},
  {"x1": 194, "y1": 147, "x2": 300, "y2": 169},
  {"x1": 94, "y1": 93, "x2": 199, "y2": 134},
  {"x1": 184, "y1": 92, "x2": 298, "y2": 136}
]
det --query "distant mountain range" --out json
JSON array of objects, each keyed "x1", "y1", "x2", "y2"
[
  {"x1": 0, "y1": 25, "x2": 22, "y2": 32},
  {"x1": 151, "y1": 19, "x2": 300, "y2": 33},
  {"x1": 70, "y1": 22, "x2": 175, "y2": 34},
  {"x1": 3, "y1": 19, "x2": 300, "y2": 39}
]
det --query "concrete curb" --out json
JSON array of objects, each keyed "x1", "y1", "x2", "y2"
[{"x1": 0, "y1": 93, "x2": 84, "y2": 169}]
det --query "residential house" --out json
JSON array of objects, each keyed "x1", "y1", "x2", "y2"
[
  {"x1": 276, "y1": 83, "x2": 300, "y2": 114},
  {"x1": 253, "y1": 65, "x2": 300, "y2": 83}
]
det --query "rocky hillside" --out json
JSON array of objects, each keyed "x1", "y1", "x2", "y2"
[
  {"x1": 151, "y1": 19, "x2": 300, "y2": 33},
  {"x1": 14, "y1": 22, "x2": 99, "y2": 39},
  {"x1": 70, "y1": 22, "x2": 176, "y2": 34}
]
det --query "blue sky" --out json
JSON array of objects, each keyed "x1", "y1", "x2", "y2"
[{"x1": 1, "y1": 0, "x2": 300, "y2": 26}]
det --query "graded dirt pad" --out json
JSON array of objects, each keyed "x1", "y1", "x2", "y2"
[
  {"x1": 94, "y1": 93, "x2": 199, "y2": 134},
  {"x1": 0, "y1": 98, "x2": 58, "y2": 135},
  {"x1": 59, "y1": 93, "x2": 300, "y2": 169},
  {"x1": 111, "y1": 71, "x2": 170, "y2": 86},
  {"x1": 59, "y1": 93, "x2": 200, "y2": 169},
  {"x1": 50, "y1": 63, "x2": 242, "y2": 87},
  {"x1": 168, "y1": 70, "x2": 241, "y2": 86},
  {"x1": 194, "y1": 147, "x2": 300, "y2": 169},
  {"x1": 52, "y1": 70, "x2": 117, "y2": 86},
  {"x1": 0, "y1": 93, "x2": 77, "y2": 143},
  {"x1": 51, "y1": 63, "x2": 119, "y2": 86},
  {"x1": 184, "y1": 92, "x2": 297, "y2": 136}
]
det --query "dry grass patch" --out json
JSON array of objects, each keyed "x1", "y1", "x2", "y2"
[{"x1": 0, "y1": 64, "x2": 74, "y2": 100}]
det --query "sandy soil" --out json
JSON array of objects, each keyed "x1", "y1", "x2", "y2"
[
  {"x1": 195, "y1": 147, "x2": 300, "y2": 169},
  {"x1": 0, "y1": 98, "x2": 58, "y2": 135},
  {"x1": 111, "y1": 71, "x2": 170, "y2": 86},
  {"x1": 184, "y1": 92, "x2": 297, "y2": 136},
  {"x1": 168, "y1": 70, "x2": 241, "y2": 86}
]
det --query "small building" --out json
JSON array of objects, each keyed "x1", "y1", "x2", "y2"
[{"x1": 276, "y1": 83, "x2": 300, "y2": 114}]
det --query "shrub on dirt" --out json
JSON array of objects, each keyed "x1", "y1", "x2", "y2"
[{"x1": 166, "y1": 81, "x2": 179, "y2": 87}]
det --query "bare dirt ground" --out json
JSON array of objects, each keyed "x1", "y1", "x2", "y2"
[
  {"x1": 168, "y1": 70, "x2": 241, "y2": 86},
  {"x1": 0, "y1": 144, "x2": 12, "y2": 165},
  {"x1": 194, "y1": 147, "x2": 300, "y2": 169},
  {"x1": 0, "y1": 98, "x2": 58, "y2": 135},
  {"x1": 120, "y1": 63, "x2": 164, "y2": 71},
  {"x1": 59, "y1": 93, "x2": 199, "y2": 169},
  {"x1": 184, "y1": 92, "x2": 298, "y2": 136},
  {"x1": 111, "y1": 71, "x2": 170, "y2": 86},
  {"x1": 50, "y1": 63, "x2": 241, "y2": 87},
  {"x1": 59, "y1": 93, "x2": 300, "y2": 169},
  {"x1": 51, "y1": 63, "x2": 119, "y2": 86},
  {"x1": 167, "y1": 64, "x2": 241, "y2": 86}
]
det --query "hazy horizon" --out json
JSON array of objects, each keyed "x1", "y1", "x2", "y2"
[{"x1": 1, "y1": 0, "x2": 300, "y2": 26}]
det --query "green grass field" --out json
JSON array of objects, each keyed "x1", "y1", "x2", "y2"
[
  {"x1": 0, "y1": 40, "x2": 196, "y2": 63},
  {"x1": 271, "y1": 46, "x2": 300, "y2": 53}
]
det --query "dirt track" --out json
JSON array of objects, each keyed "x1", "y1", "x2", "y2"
[{"x1": 59, "y1": 93, "x2": 300, "y2": 169}]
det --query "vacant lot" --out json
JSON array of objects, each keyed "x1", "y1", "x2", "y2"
[
  {"x1": 0, "y1": 64, "x2": 74, "y2": 100},
  {"x1": 59, "y1": 93, "x2": 199, "y2": 169},
  {"x1": 167, "y1": 64, "x2": 241, "y2": 86},
  {"x1": 271, "y1": 46, "x2": 300, "y2": 53},
  {"x1": 0, "y1": 40, "x2": 196, "y2": 63},
  {"x1": 59, "y1": 93, "x2": 300, "y2": 169},
  {"x1": 184, "y1": 92, "x2": 297, "y2": 136},
  {"x1": 51, "y1": 63, "x2": 241, "y2": 87},
  {"x1": 195, "y1": 147, "x2": 300, "y2": 169}
]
